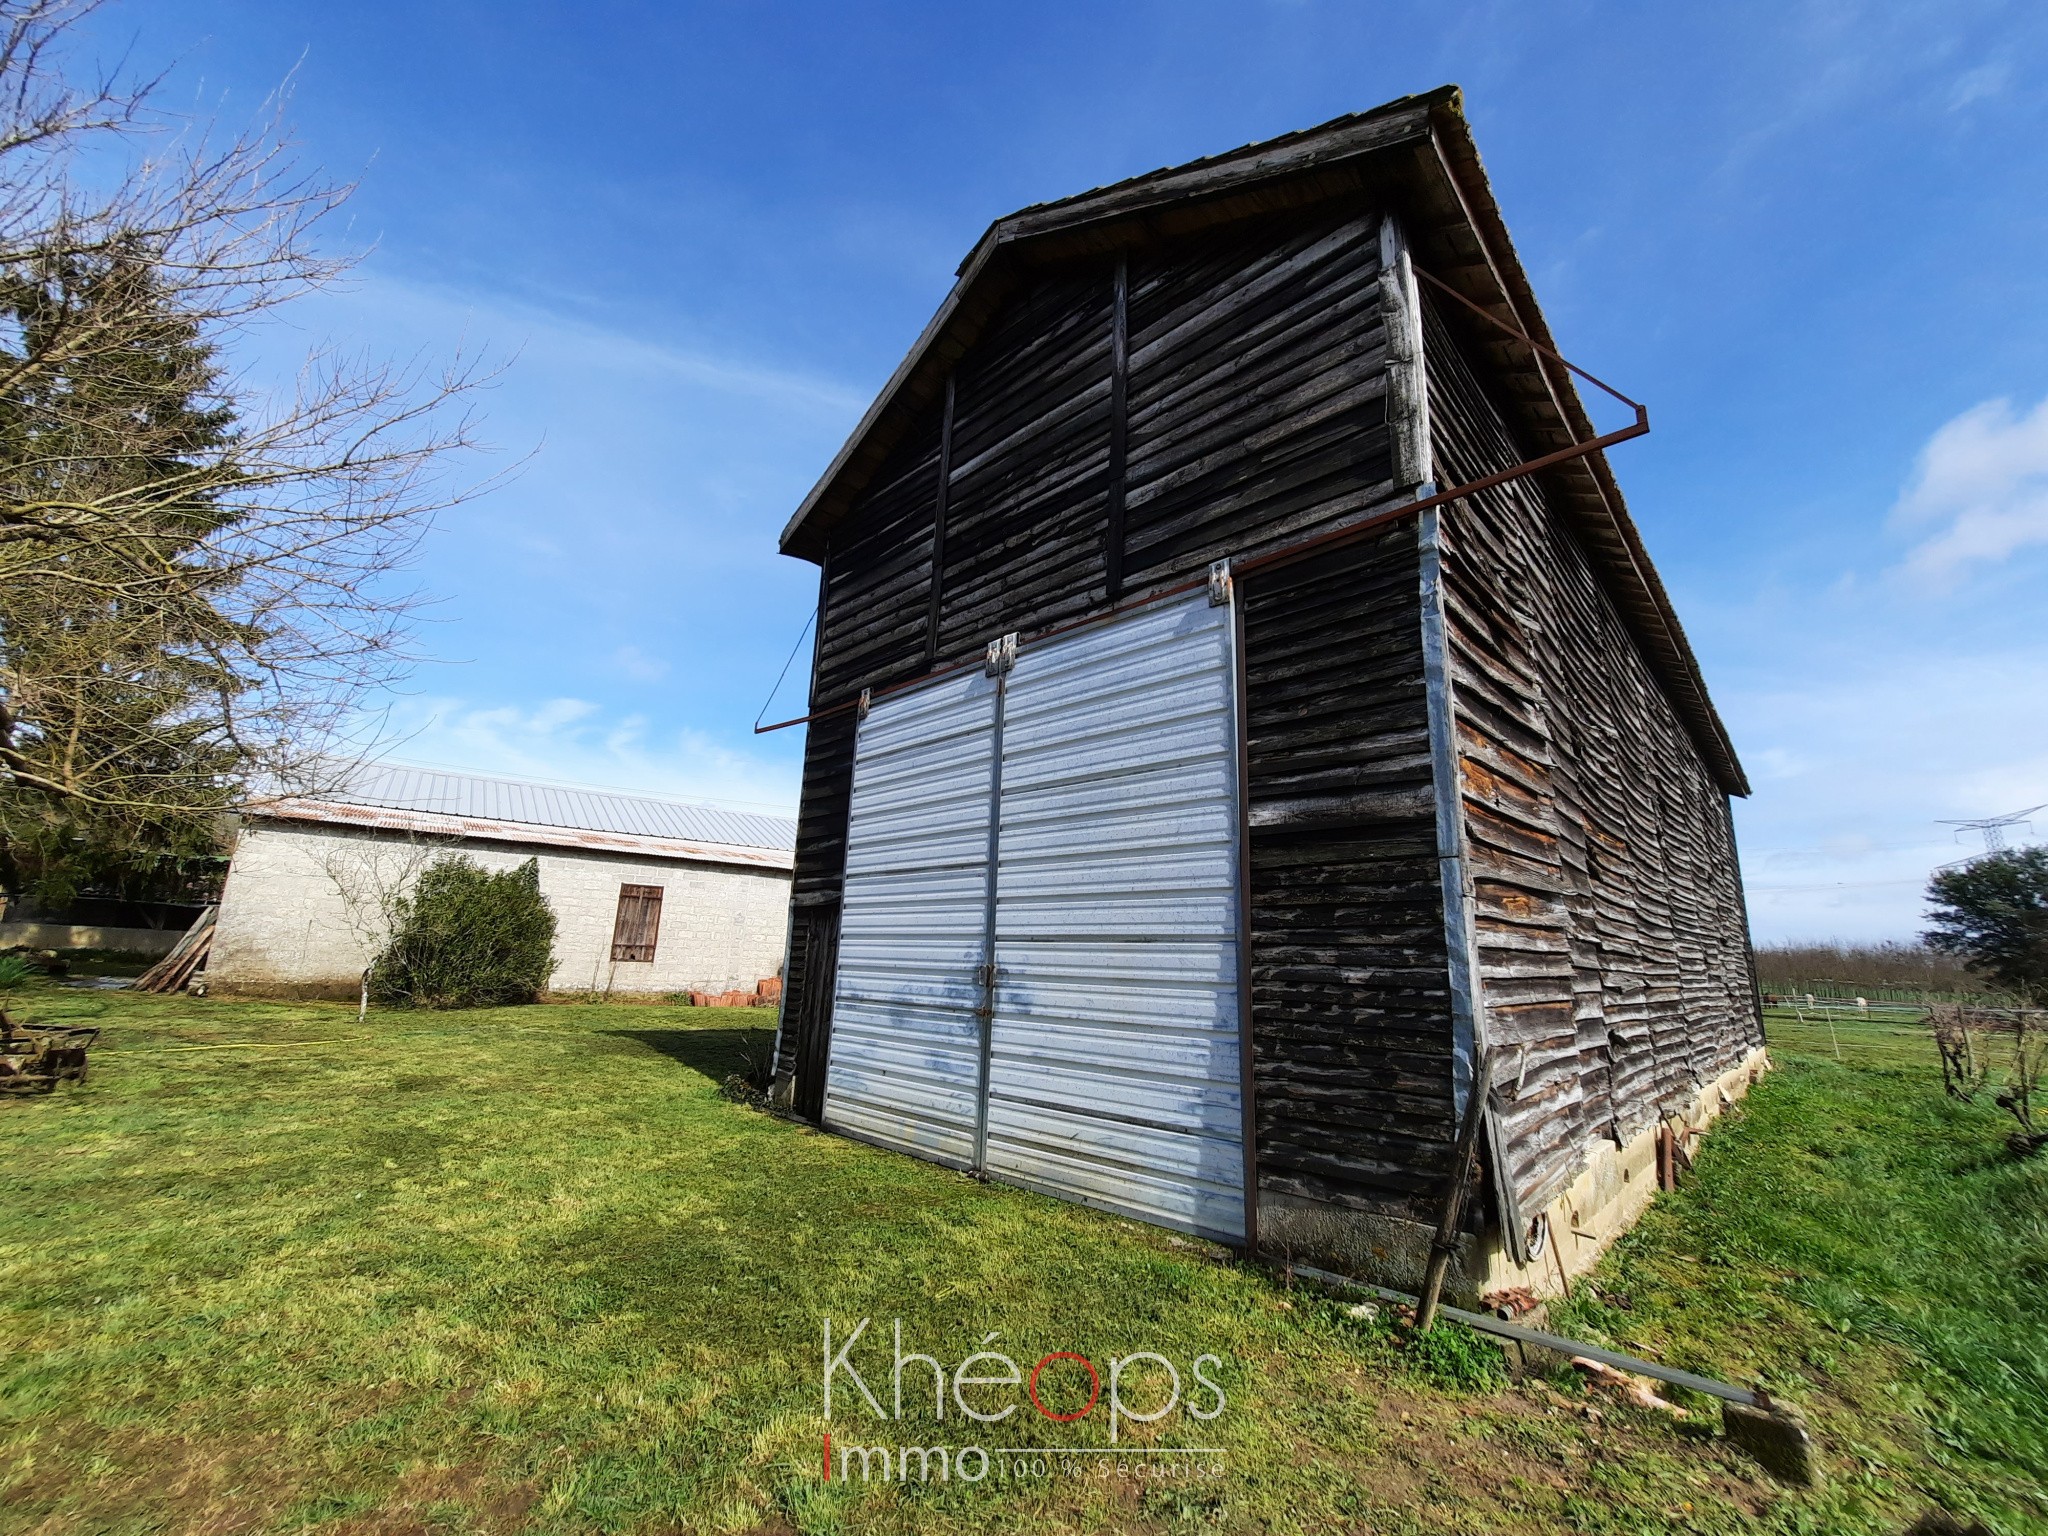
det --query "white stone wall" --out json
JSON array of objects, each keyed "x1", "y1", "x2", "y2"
[{"x1": 209, "y1": 819, "x2": 791, "y2": 997}]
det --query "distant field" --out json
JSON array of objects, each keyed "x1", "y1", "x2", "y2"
[
  {"x1": 1752, "y1": 940, "x2": 1995, "y2": 1003},
  {"x1": 1, "y1": 989, "x2": 2042, "y2": 1534}
]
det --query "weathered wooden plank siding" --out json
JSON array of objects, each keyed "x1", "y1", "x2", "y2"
[
  {"x1": 778, "y1": 208, "x2": 1407, "y2": 1107},
  {"x1": 1124, "y1": 212, "x2": 1393, "y2": 578},
  {"x1": 938, "y1": 274, "x2": 1115, "y2": 652},
  {"x1": 1422, "y1": 291, "x2": 1761, "y2": 1215},
  {"x1": 788, "y1": 423, "x2": 943, "y2": 901},
  {"x1": 1242, "y1": 523, "x2": 1452, "y2": 1219},
  {"x1": 778, "y1": 421, "x2": 939, "y2": 1107}
]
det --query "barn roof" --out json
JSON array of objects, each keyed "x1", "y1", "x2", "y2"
[
  {"x1": 250, "y1": 763, "x2": 797, "y2": 872},
  {"x1": 779, "y1": 85, "x2": 1748, "y2": 796}
]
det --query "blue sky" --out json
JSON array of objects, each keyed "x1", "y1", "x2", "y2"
[{"x1": 79, "y1": 1, "x2": 2048, "y2": 941}]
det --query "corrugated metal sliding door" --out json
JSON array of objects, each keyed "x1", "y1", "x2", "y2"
[
  {"x1": 819, "y1": 587, "x2": 1246, "y2": 1244},
  {"x1": 820, "y1": 667, "x2": 1000, "y2": 1169},
  {"x1": 986, "y1": 593, "x2": 1246, "y2": 1242}
]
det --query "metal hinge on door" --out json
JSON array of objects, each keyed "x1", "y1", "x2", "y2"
[
  {"x1": 984, "y1": 633, "x2": 1017, "y2": 676},
  {"x1": 1208, "y1": 559, "x2": 1233, "y2": 606}
]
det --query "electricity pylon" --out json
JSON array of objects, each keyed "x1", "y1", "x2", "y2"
[{"x1": 1938, "y1": 804, "x2": 2047, "y2": 856}]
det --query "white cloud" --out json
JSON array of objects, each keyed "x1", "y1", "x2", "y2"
[
  {"x1": 1891, "y1": 394, "x2": 2048, "y2": 584},
  {"x1": 348, "y1": 271, "x2": 870, "y2": 420},
  {"x1": 1949, "y1": 60, "x2": 2011, "y2": 110},
  {"x1": 610, "y1": 644, "x2": 671, "y2": 683},
  {"x1": 366, "y1": 694, "x2": 801, "y2": 813}
]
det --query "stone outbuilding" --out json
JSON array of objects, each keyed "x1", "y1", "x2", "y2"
[{"x1": 208, "y1": 764, "x2": 794, "y2": 999}]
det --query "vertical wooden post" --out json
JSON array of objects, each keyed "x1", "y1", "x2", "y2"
[
  {"x1": 1415, "y1": 1048, "x2": 1494, "y2": 1332},
  {"x1": 924, "y1": 374, "x2": 956, "y2": 670},
  {"x1": 1420, "y1": 504, "x2": 1527, "y2": 1261},
  {"x1": 1378, "y1": 214, "x2": 1430, "y2": 490},
  {"x1": 1104, "y1": 255, "x2": 1129, "y2": 602}
]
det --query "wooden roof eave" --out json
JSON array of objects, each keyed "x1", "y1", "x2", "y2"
[
  {"x1": 777, "y1": 93, "x2": 1450, "y2": 563},
  {"x1": 1412, "y1": 103, "x2": 1749, "y2": 796}
]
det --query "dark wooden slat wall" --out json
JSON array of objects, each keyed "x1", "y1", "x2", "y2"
[
  {"x1": 937, "y1": 272, "x2": 1115, "y2": 654},
  {"x1": 1421, "y1": 291, "x2": 1761, "y2": 1216},
  {"x1": 776, "y1": 207, "x2": 1406, "y2": 1112},
  {"x1": 1124, "y1": 212, "x2": 1392, "y2": 580},
  {"x1": 1241, "y1": 523, "x2": 1453, "y2": 1220}
]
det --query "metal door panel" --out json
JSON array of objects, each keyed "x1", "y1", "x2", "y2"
[
  {"x1": 981, "y1": 1098, "x2": 1246, "y2": 1238},
  {"x1": 984, "y1": 591, "x2": 1247, "y2": 1241},
  {"x1": 821, "y1": 667, "x2": 999, "y2": 1169}
]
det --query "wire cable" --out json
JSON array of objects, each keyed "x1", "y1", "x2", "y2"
[{"x1": 754, "y1": 606, "x2": 819, "y2": 732}]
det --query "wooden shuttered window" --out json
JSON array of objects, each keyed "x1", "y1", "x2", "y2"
[{"x1": 610, "y1": 884, "x2": 663, "y2": 962}]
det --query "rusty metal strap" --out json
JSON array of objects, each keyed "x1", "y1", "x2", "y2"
[
  {"x1": 1230, "y1": 415, "x2": 1648, "y2": 584},
  {"x1": 1411, "y1": 264, "x2": 1646, "y2": 419}
]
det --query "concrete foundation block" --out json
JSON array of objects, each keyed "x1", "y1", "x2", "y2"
[{"x1": 1257, "y1": 1194, "x2": 1480, "y2": 1301}]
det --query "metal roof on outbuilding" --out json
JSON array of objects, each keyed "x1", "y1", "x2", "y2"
[{"x1": 250, "y1": 764, "x2": 797, "y2": 872}]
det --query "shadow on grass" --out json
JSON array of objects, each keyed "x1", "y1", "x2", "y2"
[{"x1": 602, "y1": 1027, "x2": 774, "y2": 1084}]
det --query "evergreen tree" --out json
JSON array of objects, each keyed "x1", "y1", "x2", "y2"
[
  {"x1": 1925, "y1": 848, "x2": 2048, "y2": 1002},
  {"x1": 0, "y1": 242, "x2": 245, "y2": 902},
  {"x1": 0, "y1": 0, "x2": 490, "y2": 842}
]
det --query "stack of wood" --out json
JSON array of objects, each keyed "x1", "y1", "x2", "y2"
[
  {"x1": 687, "y1": 976, "x2": 782, "y2": 1009},
  {"x1": 130, "y1": 907, "x2": 217, "y2": 994},
  {"x1": 0, "y1": 1017, "x2": 99, "y2": 1095}
]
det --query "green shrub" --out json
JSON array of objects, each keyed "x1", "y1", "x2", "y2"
[{"x1": 370, "y1": 856, "x2": 556, "y2": 1009}]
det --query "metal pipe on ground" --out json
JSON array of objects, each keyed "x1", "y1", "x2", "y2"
[
  {"x1": 1280, "y1": 1258, "x2": 1759, "y2": 1407},
  {"x1": 1280, "y1": 1260, "x2": 1822, "y2": 1481}
]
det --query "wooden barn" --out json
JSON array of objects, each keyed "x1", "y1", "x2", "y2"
[{"x1": 765, "y1": 86, "x2": 1764, "y2": 1297}]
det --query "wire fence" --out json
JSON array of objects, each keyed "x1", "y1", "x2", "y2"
[
  {"x1": 1759, "y1": 981, "x2": 2016, "y2": 1006},
  {"x1": 1765, "y1": 995, "x2": 1931, "y2": 1022}
]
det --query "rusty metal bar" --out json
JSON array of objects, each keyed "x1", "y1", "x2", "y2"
[
  {"x1": 1411, "y1": 264, "x2": 1645, "y2": 417},
  {"x1": 759, "y1": 303, "x2": 1646, "y2": 734},
  {"x1": 1231, "y1": 413, "x2": 1648, "y2": 584}
]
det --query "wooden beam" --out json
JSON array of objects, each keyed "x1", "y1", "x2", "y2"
[
  {"x1": 1105, "y1": 257, "x2": 1129, "y2": 601},
  {"x1": 1378, "y1": 213, "x2": 1430, "y2": 490},
  {"x1": 923, "y1": 375, "x2": 955, "y2": 671}
]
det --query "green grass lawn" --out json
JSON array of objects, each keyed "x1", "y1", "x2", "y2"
[{"x1": 2, "y1": 988, "x2": 2043, "y2": 1534}]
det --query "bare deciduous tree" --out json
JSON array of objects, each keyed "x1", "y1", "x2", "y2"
[
  {"x1": 314, "y1": 827, "x2": 449, "y2": 1019},
  {"x1": 1925, "y1": 1003, "x2": 2048, "y2": 1158},
  {"x1": 0, "y1": 0, "x2": 498, "y2": 856}
]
